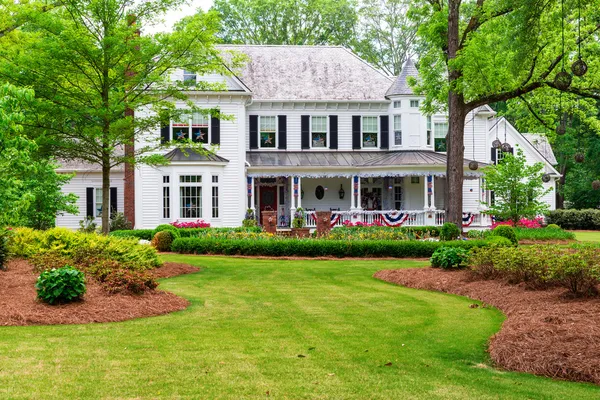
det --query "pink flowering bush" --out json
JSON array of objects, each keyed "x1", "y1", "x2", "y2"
[
  {"x1": 491, "y1": 217, "x2": 544, "y2": 229},
  {"x1": 170, "y1": 220, "x2": 211, "y2": 229},
  {"x1": 341, "y1": 219, "x2": 383, "y2": 227}
]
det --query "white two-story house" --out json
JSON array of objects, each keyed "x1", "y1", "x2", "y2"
[{"x1": 56, "y1": 45, "x2": 559, "y2": 229}]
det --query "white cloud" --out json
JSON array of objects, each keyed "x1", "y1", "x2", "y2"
[{"x1": 144, "y1": 0, "x2": 215, "y2": 34}]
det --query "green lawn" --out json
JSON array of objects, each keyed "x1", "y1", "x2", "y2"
[
  {"x1": 1, "y1": 256, "x2": 598, "y2": 399},
  {"x1": 573, "y1": 230, "x2": 600, "y2": 242}
]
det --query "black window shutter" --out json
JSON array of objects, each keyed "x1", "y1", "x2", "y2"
[
  {"x1": 278, "y1": 115, "x2": 287, "y2": 149},
  {"x1": 329, "y1": 116, "x2": 338, "y2": 150},
  {"x1": 301, "y1": 115, "x2": 310, "y2": 149},
  {"x1": 352, "y1": 116, "x2": 361, "y2": 150},
  {"x1": 86, "y1": 188, "x2": 94, "y2": 217},
  {"x1": 211, "y1": 115, "x2": 220, "y2": 145},
  {"x1": 508, "y1": 147, "x2": 514, "y2": 155},
  {"x1": 160, "y1": 125, "x2": 170, "y2": 144},
  {"x1": 110, "y1": 187, "x2": 117, "y2": 217},
  {"x1": 249, "y1": 115, "x2": 258, "y2": 149},
  {"x1": 380, "y1": 115, "x2": 389, "y2": 150},
  {"x1": 491, "y1": 147, "x2": 496, "y2": 164}
]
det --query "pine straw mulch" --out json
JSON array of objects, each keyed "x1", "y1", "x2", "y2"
[
  {"x1": 374, "y1": 267, "x2": 600, "y2": 385},
  {"x1": 0, "y1": 260, "x2": 200, "y2": 327}
]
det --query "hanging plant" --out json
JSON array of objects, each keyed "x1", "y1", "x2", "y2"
[
  {"x1": 556, "y1": 115, "x2": 567, "y2": 135},
  {"x1": 492, "y1": 139, "x2": 502, "y2": 149},
  {"x1": 554, "y1": 71, "x2": 572, "y2": 90},
  {"x1": 571, "y1": 0, "x2": 588, "y2": 77},
  {"x1": 542, "y1": 174, "x2": 551, "y2": 183},
  {"x1": 501, "y1": 142, "x2": 512, "y2": 152},
  {"x1": 571, "y1": 59, "x2": 588, "y2": 77},
  {"x1": 592, "y1": 180, "x2": 600, "y2": 190},
  {"x1": 468, "y1": 161, "x2": 479, "y2": 171},
  {"x1": 575, "y1": 153, "x2": 585, "y2": 163}
]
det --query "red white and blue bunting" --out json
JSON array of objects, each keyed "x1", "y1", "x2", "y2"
[
  {"x1": 330, "y1": 213, "x2": 342, "y2": 227},
  {"x1": 380, "y1": 212, "x2": 410, "y2": 227},
  {"x1": 462, "y1": 213, "x2": 476, "y2": 227}
]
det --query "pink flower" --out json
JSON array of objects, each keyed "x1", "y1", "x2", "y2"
[{"x1": 170, "y1": 219, "x2": 211, "y2": 229}]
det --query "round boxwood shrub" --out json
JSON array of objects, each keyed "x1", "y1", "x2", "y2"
[
  {"x1": 493, "y1": 225, "x2": 518, "y2": 246},
  {"x1": 152, "y1": 230, "x2": 174, "y2": 252},
  {"x1": 35, "y1": 265, "x2": 86, "y2": 305},
  {"x1": 430, "y1": 246, "x2": 469, "y2": 269},
  {"x1": 152, "y1": 224, "x2": 180, "y2": 239},
  {"x1": 485, "y1": 236, "x2": 513, "y2": 247},
  {"x1": 440, "y1": 222, "x2": 461, "y2": 241},
  {"x1": 546, "y1": 223, "x2": 561, "y2": 230}
]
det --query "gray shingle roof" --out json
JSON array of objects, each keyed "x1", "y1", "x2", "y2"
[
  {"x1": 386, "y1": 59, "x2": 419, "y2": 97},
  {"x1": 246, "y1": 150, "x2": 483, "y2": 168},
  {"x1": 522, "y1": 134, "x2": 558, "y2": 165},
  {"x1": 165, "y1": 148, "x2": 229, "y2": 163},
  {"x1": 218, "y1": 45, "x2": 393, "y2": 101}
]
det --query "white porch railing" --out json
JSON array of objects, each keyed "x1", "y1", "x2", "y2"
[{"x1": 303, "y1": 210, "x2": 490, "y2": 228}]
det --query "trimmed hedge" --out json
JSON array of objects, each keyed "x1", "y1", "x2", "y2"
[
  {"x1": 171, "y1": 237, "x2": 502, "y2": 258},
  {"x1": 110, "y1": 229, "x2": 154, "y2": 241},
  {"x1": 545, "y1": 209, "x2": 600, "y2": 230},
  {"x1": 111, "y1": 226, "x2": 263, "y2": 241}
]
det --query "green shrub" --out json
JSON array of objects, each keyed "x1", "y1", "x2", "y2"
[
  {"x1": 171, "y1": 237, "x2": 498, "y2": 258},
  {"x1": 467, "y1": 230, "x2": 486, "y2": 239},
  {"x1": 152, "y1": 224, "x2": 181, "y2": 239},
  {"x1": 492, "y1": 225, "x2": 518, "y2": 246},
  {"x1": 546, "y1": 209, "x2": 600, "y2": 230},
  {"x1": 440, "y1": 222, "x2": 461, "y2": 241},
  {"x1": 35, "y1": 266, "x2": 86, "y2": 304},
  {"x1": 110, "y1": 229, "x2": 154, "y2": 241},
  {"x1": 242, "y1": 218, "x2": 258, "y2": 228},
  {"x1": 109, "y1": 212, "x2": 132, "y2": 232},
  {"x1": 100, "y1": 270, "x2": 157, "y2": 294},
  {"x1": 430, "y1": 247, "x2": 469, "y2": 269},
  {"x1": 0, "y1": 228, "x2": 9, "y2": 271},
  {"x1": 485, "y1": 236, "x2": 513, "y2": 247},
  {"x1": 152, "y1": 231, "x2": 174, "y2": 252},
  {"x1": 548, "y1": 247, "x2": 600, "y2": 297},
  {"x1": 30, "y1": 250, "x2": 73, "y2": 273},
  {"x1": 514, "y1": 227, "x2": 575, "y2": 241},
  {"x1": 546, "y1": 223, "x2": 560, "y2": 230},
  {"x1": 78, "y1": 216, "x2": 97, "y2": 233}
]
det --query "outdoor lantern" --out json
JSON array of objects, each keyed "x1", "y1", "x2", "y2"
[
  {"x1": 501, "y1": 142, "x2": 512, "y2": 152},
  {"x1": 492, "y1": 139, "x2": 502, "y2": 149},
  {"x1": 338, "y1": 184, "x2": 345, "y2": 199}
]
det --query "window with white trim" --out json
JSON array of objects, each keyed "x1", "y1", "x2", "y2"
[
  {"x1": 434, "y1": 122, "x2": 448, "y2": 152},
  {"x1": 393, "y1": 177, "x2": 403, "y2": 210},
  {"x1": 162, "y1": 176, "x2": 170, "y2": 219},
  {"x1": 426, "y1": 116, "x2": 432, "y2": 146},
  {"x1": 311, "y1": 116, "x2": 327, "y2": 148},
  {"x1": 95, "y1": 188, "x2": 103, "y2": 217},
  {"x1": 179, "y1": 175, "x2": 202, "y2": 219},
  {"x1": 192, "y1": 113, "x2": 209, "y2": 143},
  {"x1": 211, "y1": 175, "x2": 219, "y2": 218},
  {"x1": 172, "y1": 113, "x2": 190, "y2": 141},
  {"x1": 172, "y1": 112, "x2": 210, "y2": 142},
  {"x1": 362, "y1": 116, "x2": 378, "y2": 148},
  {"x1": 393, "y1": 100, "x2": 401, "y2": 108},
  {"x1": 259, "y1": 116, "x2": 276, "y2": 148},
  {"x1": 410, "y1": 100, "x2": 419, "y2": 108},
  {"x1": 183, "y1": 70, "x2": 196, "y2": 85},
  {"x1": 393, "y1": 115, "x2": 402, "y2": 146}
]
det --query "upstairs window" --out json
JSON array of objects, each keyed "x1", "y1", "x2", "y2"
[
  {"x1": 410, "y1": 100, "x2": 419, "y2": 108},
  {"x1": 393, "y1": 100, "x2": 401, "y2": 108},
  {"x1": 362, "y1": 116, "x2": 378, "y2": 148},
  {"x1": 192, "y1": 113, "x2": 209, "y2": 143},
  {"x1": 172, "y1": 114, "x2": 190, "y2": 141},
  {"x1": 183, "y1": 70, "x2": 196, "y2": 86},
  {"x1": 259, "y1": 116, "x2": 276, "y2": 148},
  {"x1": 426, "y1": 116, "x2": 432, "y2": 146},
  {"x1": 434, "y1": 122, "x2": 448, "y2": 152},
  {"x1": 311, "y1": 116, "x2": 327, "y2": 148},
  {"x1": 393, "y1": 115, "x2": 402, "y2": 146}
]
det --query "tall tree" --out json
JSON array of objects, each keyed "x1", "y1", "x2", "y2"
[
  {"x1": 0, "y1": 0, "x2": 236, "y2": 233},
  {"x1": 211, "y1": 0, "x2": 358, "y2": 45},
  {"x1": 353, "y1": 0, "x2": 421, "y2": 76},
  {"x1": 411, "y1": 0, "x2": 600, "y2": 228}
]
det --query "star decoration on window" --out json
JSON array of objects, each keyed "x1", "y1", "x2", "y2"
[
  {"x1": 195, "y1": 131, "x2": 205, "y2": 140},
  {"x1": 263, "y1": 135, "x2": 273, "y2": 145},
  {"x1": 176, "y1": 131, "x2": 187, "y2": 140}
]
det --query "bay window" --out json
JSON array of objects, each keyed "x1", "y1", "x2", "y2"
[{"x1": 179, "y1": 175, "x2": 202, "y2": 219}]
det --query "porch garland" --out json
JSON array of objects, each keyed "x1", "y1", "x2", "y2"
[
  {"x1": 247, "y1": 171, "x2": 483, "y2": 179},
  {"x1": 462, "y1": 213, "x2": 476, "y2": 227},
  {"x1": 380, "y1": 212, "x2": 410, "y2": 227}
]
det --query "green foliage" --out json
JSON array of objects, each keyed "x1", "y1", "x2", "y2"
[
  {"x1": 484, "y1": 236, "x2": 513, "y2": 247},
  {"x1": 492, "y1": 225, "x2": 518, "y2": 246},
  {"x1": 546, "y1": 224, "x2": 560, "y2": 230},
  {"x1": 152, "y1": 224, "x2": 181, "y2": 240},
  {"x1": 152, "y1": 231, "x2": 174, "y2": 252},
  {"x1": 292, "y1": 207, "x2": 305, "y2": 228},
  {"x1": 78, "y1": 216, "x2": 97, "y2": 233},
  {"x1": 110, "y1": 229, "x2": 154, "y2": 241},
  {"x1": 483, "y1": 149, "x2": 550, "y2": 223},
  {"x1": 430, "y1": 247, "x2": 469, "y2": 269},
  {"x1": 35, "y1": 265, "x2": 86, "y2": 305},
  {"x1": 0, "y1": 228, "x2": 9, "y2": 270},
  {"x1": 242, "y1": 218, "x2": 258, "y2": 228},
  {"x1": 328, "y1": 226, "x2": 409, "y2": 241},
  {"x1": 513, "y1": 227, "x2": 575, "y2": 241},
  {"x1": 469, "y1": 244, "x2": 600, "y2": 296},
  {"x1": 109, "y1": 212, "x2": 132, "y2": 232},
  {"x1": 467, "y1": 230, "x2": 487, "y2": 239},
  {"x1": 546, "y1": 209, "x2": 600, "y2": 230},
  {"x1": 212, "y1": 0, "x2": 358, "y2": 46},
  {"x1": 171, "y1": 236, "x2": 500, "y2": 258},
  {"x1": 440, "y1": 222, "x2": 461, "y2": 241}
]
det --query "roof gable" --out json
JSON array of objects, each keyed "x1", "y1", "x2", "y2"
[
  {"x1": 218, "y1": 45, "x2": 393, "y2": 101},
  {"x1": 386, "y1": 59, "x2": 419, "y2": 97}
]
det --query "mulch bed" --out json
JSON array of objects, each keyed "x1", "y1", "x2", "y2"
[
  {"x1": 0, "y1": 260, "x2": 200, "y2": 326},
  {"x1": 374, "y1": 268, "x2": 600, "y2": 385}
]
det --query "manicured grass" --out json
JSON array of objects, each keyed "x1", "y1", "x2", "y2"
[
  {"x1": 1, "y1": 256, "x2": 599, "y2": 399},
  {"x1": 573, "y1": 230, "x2": 600, "y2": 243},
  {"x1": 514, "y1": 227, "x2": 575, "y2": 241}
]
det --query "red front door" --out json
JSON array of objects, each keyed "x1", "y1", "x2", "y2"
[{"x1": 259, "y1": 186, "x2": 278, "y2": 222}]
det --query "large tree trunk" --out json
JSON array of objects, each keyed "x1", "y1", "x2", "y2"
[
  {"x1": 556, "y1": 164, "x2": 567, "y2": 209},
  {"x1": 101, "y1": 162, "x2": 111, "y2": 235},
  {"x1": 445, "y1": 0, "x2": 467, "y2": 229}
]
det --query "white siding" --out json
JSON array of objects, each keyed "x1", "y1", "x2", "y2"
[
  {"x1": 300, "y1": 178, "x2": 353, "y2": 211},
  {"x1": 56, "y1": 171, "x2": 125, "y2": 229}
]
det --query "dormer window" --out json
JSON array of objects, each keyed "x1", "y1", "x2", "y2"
[
  {"x1": 311, "y1": 116, "x2": 327, "y2": 148},
  {"x1": 410, "y1": 100, "x2": 419, "y2": 108},
  {"x1": 259, "y1": 116, "x2": 277, "y2": 148},
  {"x1": 183, "y1": 70, "x2": 196, "y2": 85},
  {"x1": 362, "y1": 116, "x2": 378, "y2": 148},
  {"x1": 393, "y1": 100, "x2": 401, "y2": 108}
]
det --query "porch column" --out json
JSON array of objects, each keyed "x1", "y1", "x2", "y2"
[
  {"x1": 248, "y1": 176, "x2": 255, "y2": 211},
  {"x1": 352, "y1": 176, "x2": 361, "y2": 210},
  {"x1": 423, "y1": 175, "x2": 429, "y2": 210},
  {"x1": 430, "y1": 176, "x2": 436, "y2": 210},
  {"x1": 297, "y1": 177, "x2": 302, "y2": 208},
  {"x1": 290, "y1": 176, "x2": 297, "y2": 223}
]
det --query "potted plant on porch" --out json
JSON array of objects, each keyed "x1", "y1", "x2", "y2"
[{"x1": 292, "y1": 207, "x2": 310, "y2": 238}]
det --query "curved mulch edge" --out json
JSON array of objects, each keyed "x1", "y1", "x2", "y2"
[
  {"x1": 0, "y1": 260, "x2": 201, "y2": 327},
  {"x1": 374, "y1": 268, "x2": 600, "y2": 386},
  {"x1": 160, "y1": 252, "x2": 429, "y2": 262}
]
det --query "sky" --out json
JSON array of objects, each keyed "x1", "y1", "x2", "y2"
[{"x1": 147, "y1": 0, "x2": 215, "y2": 33}]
